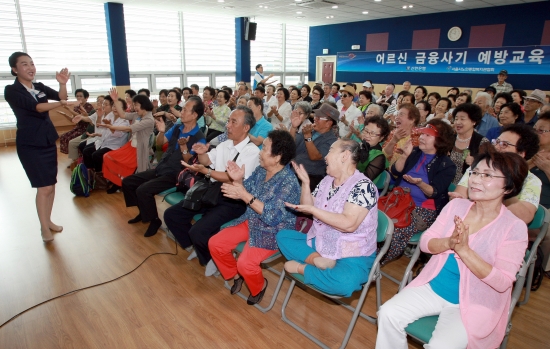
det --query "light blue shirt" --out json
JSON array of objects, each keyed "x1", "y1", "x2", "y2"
[
  {"x1": 249, "y1": 117, "x2": 273, "y2": 149},
  {"x1": 476, "y1": 113, "x2": 500, "y2": 137}
]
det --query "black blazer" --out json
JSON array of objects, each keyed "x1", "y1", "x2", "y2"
[
  {"x1": 4, "y1": 78, "x2": 60, "y2": 147},
  {"x1": 391, "y1": 147, "x2": 457, "y2": 213}
]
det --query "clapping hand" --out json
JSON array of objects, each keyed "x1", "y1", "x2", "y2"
[
  {"x1": 155, "y1": 118, "x2": 166, "y2": 133},
  {"x1": 72, "y1": 115, "x2": 83, "y2": 124},
  {"x1": 152, "y1": 99, "x2": 159, "y2": 109},
  {"x1": 221, "y1": 181, "x2": 247, "y2": 201},
  {"x1": 109, "y1": 87, "x2": 119, "y2": 101},
  {"x1": 357, "y1": 115, "x2": 365, "y2": 125},
  {"x1": 290, "y1": 109, "x2": 303, "y2": 129},
  {"x1": 302, "y1": 124, "x2": 314, "y2": 138},
  {"x1": 191, "y1": 142, "x2": 210, "y2": 155},
  {"x1": 56, "y1": 68, "x2": 71, "y2": 84},
  {"x1": 396, "y1": 139, "x2": 413, "y2": 157},
  {"x1": 448, "y1": 192, "x2": 464, "y2": 200},
  {"x1": 79, "y1": 105, "x2": 89, "y2": 117},
  {"x1": 284, "y1": 202, "x2": 315, "y2": 215},
  {"x1": 533, "y1": 151, "x2": 550, "y2": 172},
  {"x1": 394, "y1": 127, "x2": 408, "y2": 141},
  {"x1": 291, "y1": 161, "x2": 310, "y2": 185},
  {"x1": 180, "y1": 160, "x2": 206, "y2": 174},
  {"x1": 449, "y1": 216, "x2": 470, "y2": 254},
  {"x1": 403, "y1": 174, "x2": 422, "y2": 185},
  {"x1": 226, "y1": 161, "x2": 245, "y2": 182}
]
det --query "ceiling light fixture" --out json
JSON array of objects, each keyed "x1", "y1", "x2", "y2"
[
  {"x1": 456, "y1": 0, "x2": 463, "y2": 2},
  {"x1": 409, "y1": 4, "x2": 413, "y2": 7},
  {"x1": 332, "y1": 5, "x2": 338, "y2": 8},
  {"x1": 402, "y1": 5, "x2": 406, "y2": 8},
  {"x1": 296, "y1": 16, "x2": 305, "y2": 18},
  {"x1": 264, "y1": 6, "x2": 268, "y2": 8},
  {"x1": 375, "y1": 0, "x2": 381, "y2": 2},
  {"x1": 223, "y1": 6, "x2": 234, "y2": 9},
  {"x1": 259, "y1": 5, "x2": 263, "y2": 7},
  {"x1": 297, "y1": 11, "x2": 302, "y2": 14},
  {"x1": 217, "y1": 0, "x2": 224, "y2": 2},
  {"x1": 362, "y1": 11, "x2": 368, "y2": 14}
]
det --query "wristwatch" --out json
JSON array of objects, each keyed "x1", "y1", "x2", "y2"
[
  {"x1": 205, "y1": 168, "x2": 212, "y2": 179},
  {"x1": 305, "y1": 137, "x2": 313, "y2": 142},
  {"x1": 181, "y1": 147, "x2": 188, "y2": 155}
]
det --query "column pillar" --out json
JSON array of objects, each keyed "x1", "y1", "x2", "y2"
[
  {"x1": 235, "y1": 17, "x2": 251, "y2": 85},
  {"x1": 104, "y1": 2, "x2": 130, "y2": 96}
]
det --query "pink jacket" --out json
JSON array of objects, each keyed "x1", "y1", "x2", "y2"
[{"x1": 407, "y1": 199, "x2": 527, "y2": 349}]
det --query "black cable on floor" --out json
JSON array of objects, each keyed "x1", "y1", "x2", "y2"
[{"x1": 0, "y1": 238, "x2": 178, "y2": 329}]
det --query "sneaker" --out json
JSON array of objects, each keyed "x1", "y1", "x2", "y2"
[
  {"x1": 247, "y1": 279, "x2": 268, "y2": 305},
  {"x1": 205, "y1": 259, "x2": 218, "y2": 277},
  {"x1": 230, "y1": 277, "x2": 244, "y2": 295}
]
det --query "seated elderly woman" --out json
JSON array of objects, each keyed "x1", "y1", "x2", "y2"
[
  {"x1": 100, "y1": 90, "x2": 155, "y2": 193},
  {"x1": 486, "y1": 102, "x2": 524, "y2": 142},
  {"x1": 382, "y1": 103, "x2": 422, "y2": 167},
  {"x1": 276, "y1": 138, "x2": 379, "y2": 297},
  {"x1": 376, "y1": 150, "x2": 529, "y2": 349},
  {"x1": 209, "y1": 130, "x2": 300, "y2": 305},
  {"x1": 356, "y1": 116, "x2": 391, "y2": 181},
  {"x1": 205, "y1": 89, "x2": 231, "y2": 142},
  {"x1": 382, "y1": 120, "x2": 456, "y2": 264},
  {"x1": 153, "y1": 89, "x2": 182, "y2": 132}
]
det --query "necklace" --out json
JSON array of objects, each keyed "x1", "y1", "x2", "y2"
[{"x1": 456, "y1": 135, "x2": 472, "y2": 143}]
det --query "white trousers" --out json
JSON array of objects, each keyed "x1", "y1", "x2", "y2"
[
  {"x1": 376, "y1": 284, "x2": 468, "y2": 349},
  {"x1": 68, "y1": 135, "x2": 84, "y2": 160}
]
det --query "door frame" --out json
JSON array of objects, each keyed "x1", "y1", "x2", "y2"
[{"x1": 316, "y1": 55, "x2": 337, "y2": 83}]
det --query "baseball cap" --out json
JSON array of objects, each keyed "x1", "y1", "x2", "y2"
[
  {"x1": 363, "y1": 81, "x2": 373, "y2": 88},
  {"x1": 524, "y1": 89, "x2": 545, "y2": 104},
  {"x1": 498, "y1": 70, "x2": 508, "y2": 76},
  {"x1": 313, "y1": 103, "x2": 339, "y2": 124},
  {"x1": 419, "y1": 124, "x2": 439, "y2": 137}
]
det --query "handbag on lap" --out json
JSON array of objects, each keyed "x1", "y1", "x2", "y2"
[{"x1": 377, "y1": 187, "x2": 415, "y2": 228}]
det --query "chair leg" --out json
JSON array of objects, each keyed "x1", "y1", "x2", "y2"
[
  {"x1": 280, "y1": 279, "x2": 331, "y2": 349},
  {"x1": 399, "y1": 244, "x2": 422, "y2": 291},
  {"x1": 518, "y1": 262, "x2": 535, "y2": 306}
]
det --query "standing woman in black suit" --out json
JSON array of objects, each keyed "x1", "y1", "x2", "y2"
[{"x1": 4, "y1": 52, "x2": 73, "y2": 242}]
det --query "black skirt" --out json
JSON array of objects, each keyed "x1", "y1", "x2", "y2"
[{"x1": 17, "y1": 143, "x2": 58, "y2": 188}]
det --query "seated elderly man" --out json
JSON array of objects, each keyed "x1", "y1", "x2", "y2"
[
  {"x1": 122, "y1": 96, "x2": 206, "y2": 237},
  {"x1": 288, "y1": 103, "x2": 339, "y2": 191},
  {"x1": 164, "y1": 105, "x2": 260, "y2": 276},
  {"x1": 474, "y1": 92, "x2": 499, "y2": 137},
  {"x1": 452, "y1": 124, "x2": 541, "y2": 224},
  {"x1": 337, "y1": 85, "x2": 363, "y2": 138}
]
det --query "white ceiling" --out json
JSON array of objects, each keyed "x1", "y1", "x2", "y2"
[{"x1": 83, "y1": 0, "x2": 544, "y2": 26}]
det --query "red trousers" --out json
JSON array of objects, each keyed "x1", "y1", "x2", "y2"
[{"x1": 209, "y1": 220, "x2": 277, "y2": 296}]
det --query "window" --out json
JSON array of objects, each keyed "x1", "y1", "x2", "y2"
[
  {"x1": 80, "y1": 78, "x2": 112, "y2": 93},
  {"x1": 183, "y1": 15, "x2": 235, "y2": 72},
  {"x1": 0, "y1": 0, "x2": 23, "y2": 74},
  {"x1": 38, "y1": 79, "x2": 73, "y2": 95},
  {"x1": 156, "y1": 76, "x2": 182, "y2": 90},
  {"x1": 130, "y1": 77, "x2": 149, "y2": 91},
  {"x1": 18, "y1": 0, "x2": 110, "y2": 73},
  {"x1": 124, "y1": 7, "x2": 183, "y2": 72},
  {"x1": 251, "y1": 22, "x2": 283, "y2": 73},
  {"x1": 186, "y1": 76, "x2": 210, "y2": 91},
  {"x1": 284, "y1": 76, "x2": 302, "y2": 86},
  {"x1": 285, "y1": 25, "x2": 309, "y2": 72},
  {"x1": 215, "y1": 76, "x2": 236, "y2": 89},
  {"x1": 0, "y1": 102, "x2": 16, "y2": 125}
]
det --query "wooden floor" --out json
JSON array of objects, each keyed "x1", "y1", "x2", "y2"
[{"x1": 0, "y1": 145, "x2": 549, "y2": 349}]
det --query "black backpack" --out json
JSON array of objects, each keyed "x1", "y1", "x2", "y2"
[{"x1": 527, "y1": 241, "x2": 545, "y2": 291}]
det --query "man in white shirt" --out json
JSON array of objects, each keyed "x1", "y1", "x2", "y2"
[
  {"x1": 337, "y1": 85, "x2": 363, "y2": 138},
  {"x1": 362, "y1": 80, "x2": 377, "y2": 101},
  {"x1": 164, "y1": 105, "x2": 260, "y2": 276},
  {"x1": 253, "y1": 64, "x2": 275, "y2": 90}
]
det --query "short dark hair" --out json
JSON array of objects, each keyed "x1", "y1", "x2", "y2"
[
  {"x1": 218, "y1": 89, "x2": 230, "y2": 102},
  {"x1": 539, "y1": 111, "x2": 550, "y2": 122},
  {"x1": 187, "y1": 96, "x2": 205, "y2": 120},
  {"x1": 499, "y1": 102, "x2": 524, "y2": 123},
  {"x1": 125, "y1": 89, "x2": 137, "y2": 98},
  {"x1": 172, "y1": 87, "x2": 182, "y2": 94},
  {"x1": 159, "y1": 89, "x2": 169, "y2": 97},
  {"x1": 75, "y1": 88, "x2": 89, "y2": 99},
  {"x1": 235, "y1": 105, "x2": 256, "y2": 130},
  {"x1": 447, "y1": 87, "x2": 460, "y2": 94},
  {"x1": 301, "y1": 84, "x2": 311, "y2": 94},
  {"x1": 254, "y1": 86, "x2": 265, "y2": 94},
  {"x1": 118, "y1": 98, "x2": 128, "y2": 111},
  {"x1": 447, "y1": 94, "x2": 457, "y2": 102},
  {"x1": 168, "y1": 89, "x2": 182, "y2": 102},
  {"x1": 279, "y1": 87, "x2": 290, "y2": 100},
  {"x1": 427, "y1": 119, "x2": 455, "y2": 156},
  {"x1": 312, "y1": 85, "x2": 324, "y2": 99},
  {"x1": 332, "y1": 83, "x2": 340, "y2": 90},
  {"x1": 416, "y1": 100, "x2": 430, "y2": 113},
  {"x1": 132, "y1": 94, "x2": 153, "y2": 111},
  {"x1": 457, "y1": 92, "x2": 472, "y2": 104},
  {"x1": 105, "y1": 96, "x2": 128, "y2": 111},
  {"x1": 415, "y1": 86, "x2": 428, "y2": 99},
  {"x1": 203, "y1": 86, "x2": 216, "y2": 98},
  {"x1": 8, "y1": 52, "x2": 31, "y2": 76},
  {"x1": 494, "y1": 92, "x2": 513, "y2": 105},
  {"x1": 511, "y1": 89, "x2": 527, "y2": 104},
  {"x1": 255, "y1": 64, "x2": 262, "y2": 70},
  {"x1": 500, "y1": 124, "x2": 540, "y2": 160},
  {"x1": 364, "y1": 116, "x2": 391, "y2": 142},
  {"x1": 399, "y1": 103, "x2": 421, "y2": 126},
  {"x1": 248, "y1": 96, "x2": 263, "y2": 108},
  {"x1": 452, "y1": 103, "x2": 483, "y2": 124},
  {"x1": 221, "y1": 86, "x2": 232, "y2": 95},
  {"x1": 182, "y1": 87, "x2": 193, "y2": 95},
  {"x1": 427, "y1": 92, "x2": 441, "y2": 101},
  {"x1": 267, "y1": 130, "x2": 296, "y2": 166},
  {"x1": 399, "y1": 91, "x2": 414, "y2": 102},
  {"x1": 138, "y1": 88, "x2": 150, "y2": 97},
  {"x1": 472, "y1": 148, "x2": 528, "y2": 200},
  {"x1": 438, "y1": 97, "x2": 452, "y2": 111},
  {"x1": 190, "y1": 84, "x2": 199, "y2": 91}
]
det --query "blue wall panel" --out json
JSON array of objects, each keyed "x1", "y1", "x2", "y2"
[{"x1": 309, "y1": 2, "x2": 550, "y2": 89}]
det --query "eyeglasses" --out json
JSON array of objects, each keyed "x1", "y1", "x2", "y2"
[
  {"x1": 314, "y1": 116, "x2": 329, "y2": 121},
  {"x1": 468, "y1": 170, "x2": 506, "y2": 181},
  {"x1": 534, "y1": 128, "x2": 550, "y2": 135},
  {"x1": 312, "y1": 92, "x2": 321, "y2": 95},
  {"x1": 362, "y1": 129, "x2": 381, "y2": 137},
  {"x1": 341, "y1": 94, "x2": 352, "y2": 98},
  {"x1": 491, "y1": 138, "x2": 516, "y2": 149}
]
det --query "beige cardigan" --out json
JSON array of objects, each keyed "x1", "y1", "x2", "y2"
[{"x1": 123, "y1": 112, "x2": 155, "y2": 173}]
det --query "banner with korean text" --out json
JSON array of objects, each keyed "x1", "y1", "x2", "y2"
[{"x1": 336, "y1": 46, "x2": 550, "y2": 75}]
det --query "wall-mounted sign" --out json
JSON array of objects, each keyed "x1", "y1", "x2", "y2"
[{"x1": 337, "y1": 45, "x2": 550, "y2": 75}]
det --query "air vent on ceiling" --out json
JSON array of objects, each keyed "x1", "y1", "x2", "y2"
[{"x1": 296, "y1": 0, "x2": 346, "y2": 9}]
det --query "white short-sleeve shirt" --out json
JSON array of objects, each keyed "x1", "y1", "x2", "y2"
[{"x1": 207, "y1": 136, "x2": 260, "y2": 181}]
